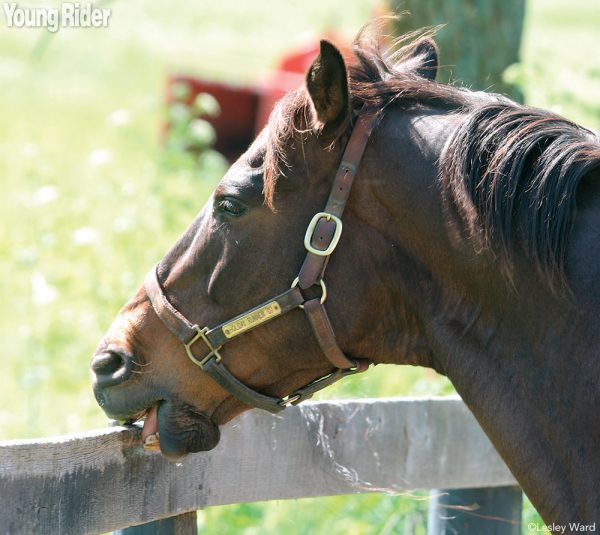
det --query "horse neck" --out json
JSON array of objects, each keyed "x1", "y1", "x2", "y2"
[
  {"x1": 358, "y1": 107, "x2": 600, "y2": 523},
  {"x1": 426, "y1": 284, "x2": 600, "y2": 522}
]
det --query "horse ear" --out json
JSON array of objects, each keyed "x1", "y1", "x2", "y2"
[
  {"x1": 306, "y1": 40, "x2": 350, "y2": 131},
  {"x1": 410, "y1": 38, "x2": 438, "y2": 81}
]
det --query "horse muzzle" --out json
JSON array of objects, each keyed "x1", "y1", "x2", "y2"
[{"x1": 91, "y1": 346, "x2": 135, "y2": 389}]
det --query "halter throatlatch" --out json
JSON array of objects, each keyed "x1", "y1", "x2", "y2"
[{"x1": 144, "y1": 112, "x2": 379, "y2": 413}]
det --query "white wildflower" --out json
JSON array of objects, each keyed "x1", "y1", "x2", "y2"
[
  {"x1": 32, "y1": 185, "x2": 58, "y2": 205},
  {"x1": 31, "y1": 271, "x2": 57, "y2": 305},
  {"x1": 88, "y1": 148, "x2": 113, "y2": 167},
  {"x1": 73, "y1": 227, "x2": 98, "y2": 245},
  {"x1": 108, "y1": 109, "x2": 130, "y2": 127}
]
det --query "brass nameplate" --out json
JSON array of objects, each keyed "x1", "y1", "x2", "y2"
[{"x1": 222, "y1": 301, "x2": 282, "y2": 339}]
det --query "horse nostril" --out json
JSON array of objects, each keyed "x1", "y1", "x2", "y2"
[
  {"x1": 91, "y1": 348, "x2": 134, "y2": 388},
  {"x1": 91, "y1": 351, "x2": 122, "y2": 375}
]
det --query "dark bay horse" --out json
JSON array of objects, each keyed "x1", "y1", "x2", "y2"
[{"x1": 91, "y1": 26, "x2": 600, "y2": 524}]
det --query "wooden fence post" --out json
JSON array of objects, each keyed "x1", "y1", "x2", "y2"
[
  {"x1": 427, "y1": 486, "x2": 522, "y2": 534},
  {"x1": 114, "y1": 511, "x2": 197, "y2": 535}
]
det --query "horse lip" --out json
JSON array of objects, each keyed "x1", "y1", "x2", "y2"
[
  {"x1": 127, "y1": 404, "x2": 154, "y2": 425},
  {"x1": 121, "y1": 399, "x2": 164, "y2": 424},
  {"x1": 94, "y1": 390, "x2": 164, "y2": 423},
  {"x1": 154, "y1": 400, "x2": 221, "y2": 459}
]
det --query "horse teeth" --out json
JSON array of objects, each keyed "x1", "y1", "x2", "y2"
[{"x1": 143, "y1": 433, "x2": 160, "y2": 451}]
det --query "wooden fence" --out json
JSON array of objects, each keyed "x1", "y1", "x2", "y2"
[{"x1": 0, "y1": 397, "x2": 523, "y2": 534}]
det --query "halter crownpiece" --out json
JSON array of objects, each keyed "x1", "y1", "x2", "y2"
[{"x1": 144, "y1": 111, "x2": 379, "y2": 413}]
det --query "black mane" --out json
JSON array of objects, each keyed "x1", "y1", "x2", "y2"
[
  {"x1": 263, "y1": 24, "x2": 470, "y2": 205},
  {"x1": 441, "y1": 102, "x2": 600, "y2": 289},
  {"x1": 264, "y1": 22, "x2": 600, "y2": 290}
]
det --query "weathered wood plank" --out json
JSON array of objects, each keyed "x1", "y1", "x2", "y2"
[
  {"x1": 0, "y1": 397, "x2": 516, "y2": 535},
  {"x1": 115, "y1": 511, "x2": 197, "y2": 535}
]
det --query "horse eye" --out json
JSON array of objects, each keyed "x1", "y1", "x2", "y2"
[{"x1": 216, "y1": 197, "x2": 246, "y2": 217}]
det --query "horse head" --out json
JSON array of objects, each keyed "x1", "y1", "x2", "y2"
[{"x1": 91, "y1": 32, "x2": 441, "y2": 460}]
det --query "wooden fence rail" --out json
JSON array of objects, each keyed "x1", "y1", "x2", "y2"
[{"x1": 0, "y1": 397, "x2": 520, "y2": 534}]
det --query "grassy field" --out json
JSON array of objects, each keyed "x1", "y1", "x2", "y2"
[{"x1": 0, "y1": 0, "x2": 598, "y2": 533}]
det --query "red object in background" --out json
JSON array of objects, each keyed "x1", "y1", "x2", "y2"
[
  {"x1": 167, "y1": 35, "x2": 349, "y2": 161},
  {"x1": 253, "y1": 39, "x2": 331, "y2": 130},
  {"x1": 168, "y1": 76, "x2": 261, "y2": 162}
]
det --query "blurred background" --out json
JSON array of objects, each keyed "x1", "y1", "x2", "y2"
[{"x1": 1, "y1": 0, "x2": 598, "y2": 532}]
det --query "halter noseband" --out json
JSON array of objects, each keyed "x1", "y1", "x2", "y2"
[{"x1": 144, "y1": 112, "x2": 379, "y2": 413}]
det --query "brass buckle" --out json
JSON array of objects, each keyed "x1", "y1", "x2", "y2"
[
  {"x1": 185, "y1": 325, "x2": 222, "y2": 368},
  {"x1": 291, "y1": 277, "x2": 327, "y2": 308},
  {"x1": 304, "y1": 212, "x2": 343, "y2": 257},
  {"x1": 278, "y1": 393, "x2": 302, "y2": 407}
]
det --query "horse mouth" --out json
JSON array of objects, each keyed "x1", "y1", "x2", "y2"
[{"x1": 132, "y1": 400, "x2": 221, "y2": 461}]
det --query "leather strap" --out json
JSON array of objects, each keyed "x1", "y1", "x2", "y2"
[
  {"x1": 144, "y1": 268, "x2": 199, "y2": 344},
  {"x1": 298, "y1": 112, "x2": 379, "y2": 289},
  {"x1": 201, "y1": 357, "x2": 287, "y2": 413},
  {"x1": 204, "y1": 287, "x2": 304, "y2": 348},
  {"x1": 303, "y1": 299, "x2": 356, "y2": 369},
  {"x1": 295, "y1": 112, "x2": 380, "y2": 372},
  {"x1": 145, "y1": 269, "x2": 305, "y2": 350}
]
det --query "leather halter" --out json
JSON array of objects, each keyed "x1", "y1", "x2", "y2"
[{"x1": 144, "y1": 112, "x2": 379, "y2": 413}]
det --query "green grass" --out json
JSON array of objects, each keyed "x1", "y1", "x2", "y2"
[
  {"x1": 508, "y1": 0, "x2": 600, "y2": 130},
  {"x1": 0, "y1": 0, "x2": 598, "y2": 533}
]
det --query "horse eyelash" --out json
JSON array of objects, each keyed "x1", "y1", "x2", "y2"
[{"x1": 216, "y1": 197, "x2": 246, "y2": 217}]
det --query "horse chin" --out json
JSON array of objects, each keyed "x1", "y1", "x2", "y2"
[{"x1": 154, "y1": 400, "x2": 221, "y2": 461}]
